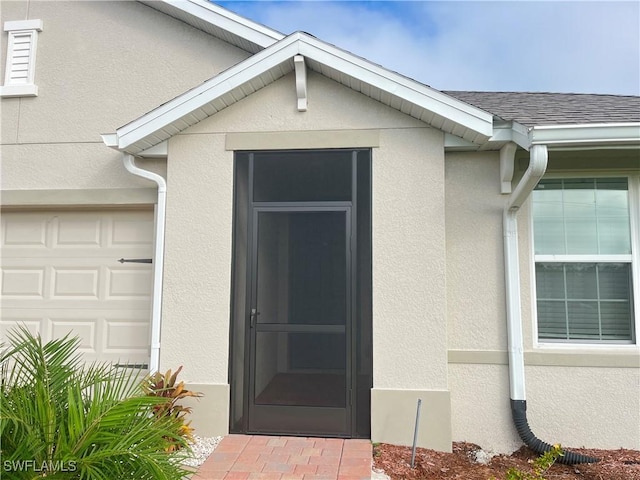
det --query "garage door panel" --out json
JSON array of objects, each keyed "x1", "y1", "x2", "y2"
[
  {"x1": 0, "y1": 317, "x2": 44, "y2": 339},
  {"x1": 111, "y1": 216, "x2": 154, "y2": 246},
  {"x1": 2, "y1": 211, "x2": 153, "y2": 251},
  {"x1": 2, "y1": 264, "x2": 151, "y2": 306},
  {"x1": 2, "y1": 310, "x2": 151, "y2": 364},
  {"x1": 52, "y1": 267, "x2": 100, "y2": 299},
  {"x1": 2, "y1": 215, "x2": 47, "y2": 247},
  {"x1": 1, "y1": 268, "x2": 45, "y2": 298},
  {"x1": 54, "y1": 217, "x2": 102, "y2": 248},
  {"x1": 105, "y1": 318, "x2": 150, "y2": 353},
  {"x1": 1, "y1": 210, "x2": 153, "y2": 365},
  {"x1": 51, "y1": 319, "x2": 97, "y2": 353},
  {"x1": 107, "y1": 268, "x2": 152, "y2": 298}
]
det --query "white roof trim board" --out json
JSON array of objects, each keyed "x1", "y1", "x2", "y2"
[
  {"x1": 108, "y1": 32, "x2": 494, "y2": 155},
  {"x1": 530, "y1": 123, "x2": 640, "y2": 147},
  {"x1": 139, "y1": 0, "x2": 283, "y2": 53}
]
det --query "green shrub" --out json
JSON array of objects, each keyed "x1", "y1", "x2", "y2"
[
  {"x1": 492, "y1": 444, "x2": 564, "y2": 480},
  {"x1": 0, "y1": 326, "x2": 194, "y2": 479}
]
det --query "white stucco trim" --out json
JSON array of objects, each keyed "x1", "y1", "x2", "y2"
[
  {"x1": 447, "y1": 349, "x2": 640, "y2": 367},
  {"x1": 105, "y1": 32, "x2": 493, "y2": 154},
  {"x1": 225, "y1": 129, "x2": 380, "y2": 151},
  {"x1": 0, "y1": 188, "x2": 157, "y2": 206}
]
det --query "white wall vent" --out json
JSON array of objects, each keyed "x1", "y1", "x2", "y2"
[{"x1": 1, "y1": 19, "x2": 43, "y2": 97}]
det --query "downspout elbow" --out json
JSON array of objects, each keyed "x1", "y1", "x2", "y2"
[
  {"x1": 507, "y1": 144, "x2": 547, "y2": 212},
  {"x1": 123, "y1": 154, "x2": 167, "y2": 193}
]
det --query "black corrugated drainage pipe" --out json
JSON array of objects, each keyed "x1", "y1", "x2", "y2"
[
  {"x1": 511, "y1": 400, "x2": 598, "y2": 464},
  {"x1": 504, "y1": 144, "x2": 598, "y2": 465}
]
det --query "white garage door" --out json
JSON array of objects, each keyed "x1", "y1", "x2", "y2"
[{"x1": 1, "y1": 209, "x2": 154, "y2": 365}]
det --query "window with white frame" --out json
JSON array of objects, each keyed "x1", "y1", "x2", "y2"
[
  {"x1": 532, "y1": 177, "x2": 637, "y2": 343},
  {"x1": 0, "y1": 19, "x2": 43, "y2": 97}
]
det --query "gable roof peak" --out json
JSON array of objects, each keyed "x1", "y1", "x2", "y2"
[{"x1": 107, "y1": 30, "x2": 494, "y2": 155}]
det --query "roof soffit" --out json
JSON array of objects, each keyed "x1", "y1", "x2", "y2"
[{"x1": 110, "y1": 32, "x2": 494, "y2": 154}]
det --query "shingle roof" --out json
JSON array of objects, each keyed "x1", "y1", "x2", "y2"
[{"x1": 443, "y1": 91, "x2": 640, "y2": 128}]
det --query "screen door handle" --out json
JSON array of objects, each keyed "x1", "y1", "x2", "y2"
[{"x1": 250, "y1": 308, "x2": 260, "y2": 328}]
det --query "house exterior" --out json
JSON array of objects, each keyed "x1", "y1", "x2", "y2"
[{"x1": 1, "y1": 0, "x2": 638, "y2": 455}]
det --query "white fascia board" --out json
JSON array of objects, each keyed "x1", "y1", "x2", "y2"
[
  {"x1": 530, "y1": 123, "x2": 640, "y2": 147},
  {"x1": 116, "y1": 35, "x2": 301, "y2": 150},
  {"x1": 296, "y1": 35, "x2": 494, "y2": 139},
  {"x1": 152, "y1": 0, "x2": 283, "y2": 48}
]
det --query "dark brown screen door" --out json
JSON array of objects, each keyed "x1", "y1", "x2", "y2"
[{"x1": 247, "y1": 206, "x2": 352, "y2": 436}]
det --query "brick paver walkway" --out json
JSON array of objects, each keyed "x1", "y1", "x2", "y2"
[{"x1": 194, "y1": 435, "x2": 372, "y2": 480}]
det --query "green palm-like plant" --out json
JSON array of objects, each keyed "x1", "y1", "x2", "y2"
[{"x1": 0, "y1": 326, "x2": 194, "y2": 479}]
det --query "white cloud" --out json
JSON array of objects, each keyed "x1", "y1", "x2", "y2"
[{"x1": 219, "y1": 1, "x2": 639, "y2": 95}]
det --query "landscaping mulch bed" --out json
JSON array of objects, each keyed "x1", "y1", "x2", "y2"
[{"x1": 373, "y1": 442, "x2": 640, "y2": 480}]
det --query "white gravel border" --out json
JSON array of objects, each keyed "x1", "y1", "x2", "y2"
[{"x1": 183, "y1": 435, "x2": 223, "y2": 468}]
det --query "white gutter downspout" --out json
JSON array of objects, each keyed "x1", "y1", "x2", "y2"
[
  {"x1": 503, "y1": 143, "x2": 547, "y2": 401},
  {"x1": 503, "y1": 144, "x2": 597, "y2": 464},
  {"x1": 122, "y1": 154, "x2": 166, "y2": 374}
]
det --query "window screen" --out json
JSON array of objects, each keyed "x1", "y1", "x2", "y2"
[{"x1": 252, "y1": 150, "x2": 352, "y2": 202}]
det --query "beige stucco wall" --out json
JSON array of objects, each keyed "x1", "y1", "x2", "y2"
[
  {"x1": 445, "y1": 151, "x2": 640, "y2": 452},
  {"x1": 1, "y1": 0, "x2": 250, "y2": 197},
  {"x1": 160, "y1": 133, "x2": 233, "y2": 387},
  {"x1": 161, "y1": 70, "x2": 452, "y2": 442},
  {"x1": 445, "y1": 151, "x2": 506, "y2": 352},
  {"x1": 372, "y1": 126, "x2": 448, "y2": 391}
]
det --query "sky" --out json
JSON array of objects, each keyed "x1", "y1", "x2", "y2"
[{"x1": 217, "y1": 1, "x2": 640, "y2": 96}]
